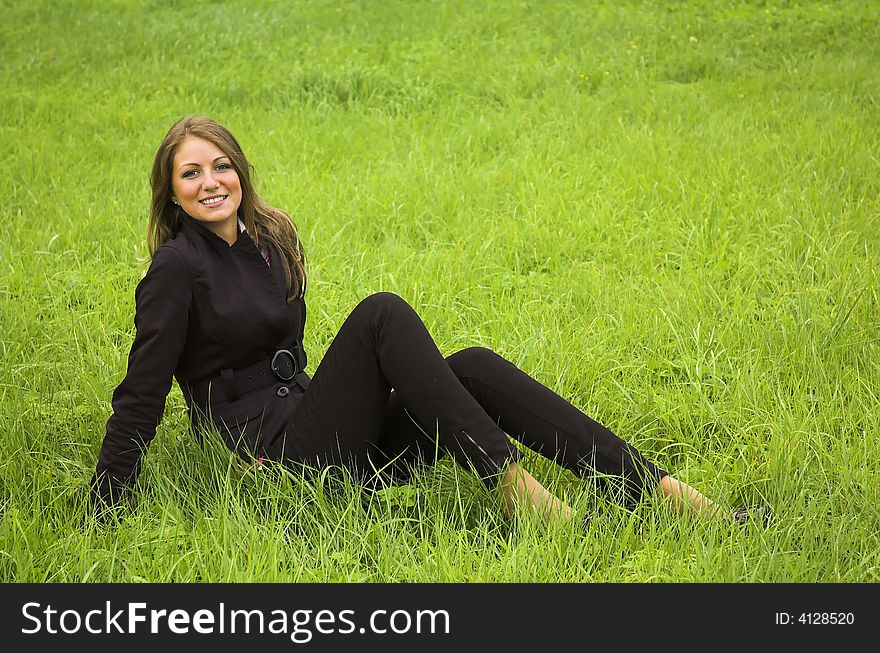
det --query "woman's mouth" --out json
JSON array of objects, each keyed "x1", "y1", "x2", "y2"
[{"x1": 199, "y1": 195, "x2": 228, "y2": 206}]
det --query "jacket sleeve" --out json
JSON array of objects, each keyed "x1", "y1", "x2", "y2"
[{"x1": 91, "y1": 245, "x2": 191, "y2": 510}]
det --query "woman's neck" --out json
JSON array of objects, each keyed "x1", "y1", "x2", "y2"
[{"x1": 203, "y1": 216, "x2": 239, "y2": 246}]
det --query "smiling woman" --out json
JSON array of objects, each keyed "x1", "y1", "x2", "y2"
[
  {"x1": 170, "y1": 138, "x2": 243, "y2": 245},
  {"x1": 91, "y1": 115, "x2": 762, "y2": 529}
]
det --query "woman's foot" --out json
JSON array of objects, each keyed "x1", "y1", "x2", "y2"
[
  {"x1": 656, "y1": 474, "x2": 724, "y2": 519},
  {"x1": 500, "y1": 462, "x2": 575, "y2": 527}
]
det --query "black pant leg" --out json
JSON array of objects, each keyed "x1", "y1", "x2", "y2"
[
  {"x1": 266, "y1": 293, "x2": 520, "y2": 484},
  {"x1": 376, "y1": 346, "x2": 668, "y2": 506}
]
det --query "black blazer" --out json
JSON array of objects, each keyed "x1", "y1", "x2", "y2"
[{"x1": 92, "y1": 214, "x2": 308, "y2": 507}]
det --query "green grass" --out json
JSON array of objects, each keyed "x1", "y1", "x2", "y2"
[{"x1": 1, "y1": 0, "x2": 878, "y2": 582}]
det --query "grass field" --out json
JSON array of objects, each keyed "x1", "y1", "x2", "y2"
[{"x1": 1, "y1": 0, "x2": 878, "y2": 582}]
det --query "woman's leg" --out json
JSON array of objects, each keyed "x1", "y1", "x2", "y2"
[
  {"x1": 267, "y1": 294, "x2": 718, "y2": 523},
  {"x1": 375, "y1": 346, "x2": 722, "y2": 518}
]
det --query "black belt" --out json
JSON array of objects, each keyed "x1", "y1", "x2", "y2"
[{"x1": 183, "y1": 347, "x2": 309, "y2": 408}]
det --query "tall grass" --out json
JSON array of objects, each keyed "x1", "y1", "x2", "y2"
[{"x1": 1, "y1": 0, "x2": 878, "y2": 581}]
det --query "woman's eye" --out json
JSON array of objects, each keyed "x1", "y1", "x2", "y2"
[
  {"x1": 216, "y1": 163, "x2": 232, "y2": 171},
  {"x1": 182, "y1": 169, "x2": 198, "y2": 179}
]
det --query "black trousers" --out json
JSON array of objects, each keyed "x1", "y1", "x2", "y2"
[{"x1": 266, "y1": 292, "x2": 667, "y2": 506}]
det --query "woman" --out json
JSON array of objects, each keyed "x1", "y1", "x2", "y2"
[{"x1": 92, "y1": 115, "x2": 745, "y2": 527}]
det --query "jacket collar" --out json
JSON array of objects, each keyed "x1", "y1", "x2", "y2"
[
  {"x1": 178, "y1": 213, "x2": 290, "y2": 297},
  {"x1": 179, "y1": 213, "x2": 244, "y2": 253}
]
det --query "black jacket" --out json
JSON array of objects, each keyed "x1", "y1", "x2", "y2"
[{"x1": 92, "y1": 214, "x2": 308, "y2": 507}]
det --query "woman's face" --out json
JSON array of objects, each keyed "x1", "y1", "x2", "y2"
[{"x1": 171, "y1": 135, "x2": 242, "y2": 234}]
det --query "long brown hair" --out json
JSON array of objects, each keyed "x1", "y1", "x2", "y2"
[{"x1": 148, "y1": 115, "x2": 306, "y2": 299}]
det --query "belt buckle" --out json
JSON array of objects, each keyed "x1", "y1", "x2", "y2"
[{"x1": 270, "y1": 349, "x2": 298, "y2": 382}]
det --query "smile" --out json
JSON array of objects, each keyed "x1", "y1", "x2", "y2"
[{"x1": 199, "y1": 195, "x2": 228, "y2": 206}]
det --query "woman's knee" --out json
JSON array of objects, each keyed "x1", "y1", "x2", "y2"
[
  {"x1": 446, "y1": 346, "x2": 505, "y2": 379},
  {"x1": 354, "y1": 291, "x2": 411, "y2": 317},
  {"x1": 346, "y1": 292, "x2": 420, "y2": 336}
]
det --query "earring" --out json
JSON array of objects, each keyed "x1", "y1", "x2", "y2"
[{"x1": 172, "y1": 198, "x2": 179, "y2": 205}]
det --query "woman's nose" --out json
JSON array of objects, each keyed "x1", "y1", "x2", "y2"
[{"x1": 202, "y1": 172, "x2": 219, "y2": 189}]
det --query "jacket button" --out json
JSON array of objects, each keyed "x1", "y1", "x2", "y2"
[{"x1": 276, "y1": 386, "x2": 290, "y2": 398}]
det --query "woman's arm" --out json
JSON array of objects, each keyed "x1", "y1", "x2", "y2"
[{"x1": 91, "y1": 245, "x2": 191, "y2": 513}]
